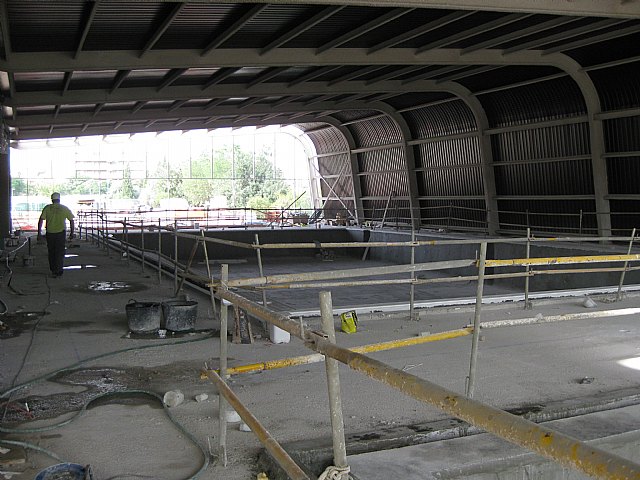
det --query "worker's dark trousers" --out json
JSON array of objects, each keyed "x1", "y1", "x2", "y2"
[{"x1": 46, "y1": 231, "x2": 66, "y2": 276}]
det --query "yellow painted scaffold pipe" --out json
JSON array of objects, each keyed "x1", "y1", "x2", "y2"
[
  {"x1": 219, "y1": 327, "x2": 473, "y2": 376},
  {"x1": 485, "y1": 254, "x2": 640, "y2": 268}
]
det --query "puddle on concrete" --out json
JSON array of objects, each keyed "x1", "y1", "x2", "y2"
[
  {"x1": 71, "y1": 281, "x2": 148, "y2": 294},
  {"x1": 63, "y1": 264, "x2": 97, "y2": 270},
  {"x1": 0, "y1": 361, "x2": 221, "y2": 425}
]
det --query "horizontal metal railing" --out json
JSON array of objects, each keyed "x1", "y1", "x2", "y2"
[{"x1": 82, "y1": 219, "x2": 640, "y2": 480}]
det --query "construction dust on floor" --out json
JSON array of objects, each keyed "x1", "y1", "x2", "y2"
[{"x1": 1, "y1": 234, "x2": 640, "y2": 479}]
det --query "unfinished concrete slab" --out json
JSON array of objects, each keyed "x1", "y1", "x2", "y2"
[{"x1": 2, "y1": 230, "x2": 640, "y2": 479}]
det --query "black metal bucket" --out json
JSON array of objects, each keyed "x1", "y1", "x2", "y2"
[
  {"x1": 162, "y1": 300, "x2": 197, "y2": 332},
  {"x1": 126, "y1": 300, "x2": 161, "y2": 333}
]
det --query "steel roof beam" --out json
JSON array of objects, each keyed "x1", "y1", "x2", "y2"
[
  {"x1": 261, "y1": 6, "x2": 346, "y2": 55},
  {"x1": 132, "y1": 101, "x2": 146, "y2": 113},
  {"x1": 62, "y1": 72, "x2": 73, "y2": 95},
  {"x1": 328, "y1": 66, "x2": 386, "y2": 86},
  {"x1": 365, "y1": 65, "x2": 428, "y2": 85},
  {"x1": 248, "y1": 67, "x2": 289, "y2": 87},
  {"x1": 157, "y1": 68, "x2": 188, "y2": 91},
  {"x1": 502, "y1": 18, "x2": 624, "y2": 55},
  {"x1": 140, "y1": 3, "x2": 185, "y2": 58},
  {"x1": 201, "y1": 4, "x2": 268, "y2": 55},
  {"x1": 110, "y1": 69, "x2": 131, "y2": 94},
  {"x1": 316, "y1": 7, "x2": 411, "y2": 54},
  {"x1": 289, "y1": 66, "x2": 342, "y2": 87},
  {"x1": 542, "y1": 24, "x2": 640, "y2": 55},
  {"x1": 0, "y1": 47, "x2": 569, "y2": 72},
  {"x1": 435, "y1": 65, "x2": 502, "y2": 83},
  {"x1": 98, "y1": 0, "x2": 640, "y2": 19},
  {"x1": 416, "y1": 12, "x2": 529, "y2": 53},
  {"x1": 75, "y1": 0, "x2": 101, "y2": 59},
  {"x1": 168, "y1": 99, "x2": 188, "y2": 112},
  {"x1": 401, "y1": 65, "x2": 468, "y2": 84},
  {"x1": 0, "y1": 0, "x2": 11, "y2": 61},
  {"x1": 461, "y1": 17, "x2": 577, "y2": 54},
  {"x1": 202, "y1": 67, "x2": 238, "y2": 90},
  {"x1": 368, "y1": 10, "x2": 474, "y2": 54}
]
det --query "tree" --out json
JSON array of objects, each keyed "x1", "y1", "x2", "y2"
[
  {"x1": 11, "y1": 178, "x2": 28, "y2": 195},
  {"x1": 228, "y1": 146, "x2": 290, "y2": 208},
  {"x1": 152, "y1": 159, "x2": 184, "y2": 205},
  {"x1": 112, "y1": 164, "x2": 137, "y2": 199}
]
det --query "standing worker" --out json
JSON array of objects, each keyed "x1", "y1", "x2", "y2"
[{"x1": 37, "y1": 192, "x2": 75, "y2": 277}]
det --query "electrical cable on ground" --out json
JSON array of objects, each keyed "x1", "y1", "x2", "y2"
[
  {"x1": 0, "y1": 391, "x2": 210, "y2": 480},
  {"x1": 1, "y1": 329, "x2": 215, "y2": 479}
]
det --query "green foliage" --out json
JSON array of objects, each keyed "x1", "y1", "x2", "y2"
[
  {"x1": 11, "y1": 178, "x2": 28, "y2": 195},
  {"x1": 152, "y1": 159, "x2": 184, "y2": 205},
  {"x1": 112, "y1": 165, "x2": 137, "y2": 199},
  {"x1": 228, "y1": 146, "x2": 290, "y2": 209}
]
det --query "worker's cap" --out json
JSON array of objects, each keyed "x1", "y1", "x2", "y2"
[{"x1": 51, "y1": 192, "x2": 61, "y2": 200}]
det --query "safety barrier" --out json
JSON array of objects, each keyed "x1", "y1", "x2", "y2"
[{"x1": 79, "y1": 215, "x2": 640, "y2": 480}]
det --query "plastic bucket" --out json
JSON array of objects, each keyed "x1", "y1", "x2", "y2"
[
  {"x1": 126, "y1": 300, "x2": 161, "y2": 333},
  {"x1": 35, "y1": 463, "x2": 90, "y2": 480},
  {"x1": 162, "y1": 300, "x2": 197, "y2": 332}
]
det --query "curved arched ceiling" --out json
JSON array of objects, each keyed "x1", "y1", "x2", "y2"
[{"x1": 1, "y1": 0, "x2": 639, "y2": 141}]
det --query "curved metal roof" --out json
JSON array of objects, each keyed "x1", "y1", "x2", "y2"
[{"x1": 1, "y1": 0, "x2": 639, "y2": 140}]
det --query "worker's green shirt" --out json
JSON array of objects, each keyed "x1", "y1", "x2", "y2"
[{"x1": 40, "y1": 203, "x2": 74, "y2": 234}]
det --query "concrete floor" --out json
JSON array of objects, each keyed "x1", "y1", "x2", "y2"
[{"x1": 1, "y1": 235, "x2": 640, "y2": 479}]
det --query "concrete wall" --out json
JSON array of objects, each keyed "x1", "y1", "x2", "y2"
[{"x1": 118, "y1": 227, "x2": 640, "y2": 292}]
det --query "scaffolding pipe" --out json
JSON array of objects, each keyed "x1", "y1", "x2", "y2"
[
  {"x1": 524, "y1": 227, "x2": 531, "y2": 309},
  {"x1": 254, "y1": 234, "x2": 268, "y2": 307},
  {"x1": 409, "y1": 229, "x2": 416, "y2": 321},
  {"x1": 141, "y1": 220, "x2": 145, "y2": 273},
  {"x1": 310, "y1": 336, "x2": 640, "y2": 480},
  {"x1": 319, "y1": 291, "x2": 349, "y2": 476},
  {"x1": 226, "y1": 259, "x2": 476, "y2": 288},
  {"x1": 202, "y1": 230, "x2": 218, "y2": 319},
  {"x1": 218, "y1": 264, "x2": 229, "y2": 467},
  {"x1": 617, "y1": 228, "x2": 636, "y2": 301},
  {"x1": 157, "y1": 219, "x2": 162, "y2": 284},
  {"x1": 466, "y1": 242, "x2": 486, "y2": 398},
  {"x1": 174, "y1": 220, "x2": 178, "y2": 292},
  {"x1": 251, "y1": 235, "x2": 636, "y2": 250},
  {"x1": 221, "y1": 327, "x2": 473, "y2": 376},
  {"x1": 486, "y1": 253, "x2": 640, "y2": 267},
  {"x1": 203, "y1": 369, "x2": 310, "y2": 480}
]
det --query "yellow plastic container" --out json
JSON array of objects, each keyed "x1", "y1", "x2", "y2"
[{"x1": 340, "y1": 310, "x2": 358, "y2": 334}]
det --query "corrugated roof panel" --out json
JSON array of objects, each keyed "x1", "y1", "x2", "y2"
[
  {"x1": 342, "y1": 8, "x2": 455, "y2": 48},
  {"x1": 460, "y1": 66, "x2": 561, "y2": 95},
  {"x1": 9, "y1": 0, "x2": 85, "y2": 52},
  {"x1": 15, "y1": 71, "x2": 65, "y2": 92},
  {"x1": 84, "y1": 2, "x2": 165, "y2": 50},
  {"x1": 497, "y1": 199, "x2": 597, "y2": 234},
  {"x1": 495, "y1": 159, "x2": 593, "y2": 196},
  {"x1": 604, "y1": 117, "x2": 640, "y2": 153},
  {"x1": 332, "y1": 110, "x2": 380, "y2": 123},
  {"x1": 155, "y1": 3, "x2": 239, "y2": 49},
  {"x1": 566, "y1": 31, "x2": 640, "y2": 67},
  {"x1": 282, "y1": 6, "x2": 388, "y2": 48},
  {"x1": 404, "y1": 99, "x2": 476, "y2": 138},
  {"x1": 349, "y1": 116, "x2": 403, "y2": 147},
  {"x1": 360, "y1": 169, "x2": 408, "y2": 197},
  {"x1": 415, "y1": 137, "x2": 481, "y2": 169},
  {"x1": 492, "y1": 123, "x2": 590, "y2": 162},
  {"x1": 591, "y1": 63, "x2": 640, "y2": 112},
  {"x1": 607, "y1": 156, "x2": 640, "y2": 195},
  {"x1": 219, "y1": 4, "x2": 316, "y2": 48},
  {"x1": 481, "y1": 77, "x2": 586, "y2": 128},
  {"x1": 396, "y1": 11, "x2": 504, "y2": 49}
]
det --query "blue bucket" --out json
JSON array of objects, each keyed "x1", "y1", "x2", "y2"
[{"x1": 35, "y1": 463, "x2": 90, "y2": 480}]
